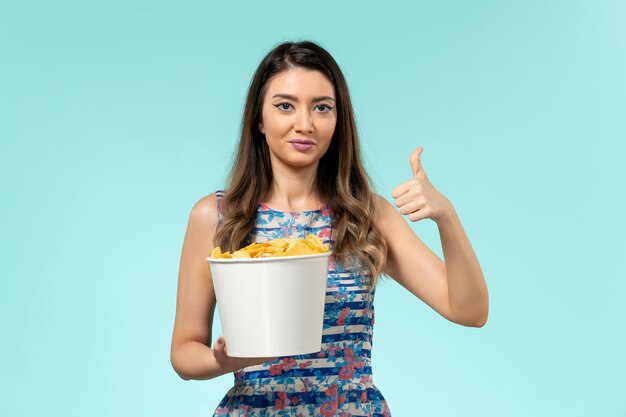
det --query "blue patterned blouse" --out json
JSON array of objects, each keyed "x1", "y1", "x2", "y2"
[{"x1": 212, "y1": 190, "x2": 391, "y2": 417}]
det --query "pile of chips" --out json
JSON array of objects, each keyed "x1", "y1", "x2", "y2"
[{"x1": 211, "y1": 234, "x2": 330, "y2": 259}]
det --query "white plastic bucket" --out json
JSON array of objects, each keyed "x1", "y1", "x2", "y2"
[{"x1": 207, "y1": 252, "x2": 331, "y2": 357}]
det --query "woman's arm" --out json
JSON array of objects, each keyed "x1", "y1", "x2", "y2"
[
  {"x1": 373, "y1": 147, "x2": 489, "y2": 327},
  {"x1": 170, "y1": 194, "x2": 221, "y2": 380},
  {"x1": 435, "y1": 208, "x2": 489, "y2": 327},
  {"x1": 170, "y1": 194, "x2": 279, "y2": 380}
]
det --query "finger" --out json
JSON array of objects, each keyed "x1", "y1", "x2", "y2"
[
  {"x1": 397, "y1": 199, "x2": 423, "y2": 216},
  {"x1": 393, "y1": 187, "x2": 420, "y2": 208},
  {"x1": 212, "y1": 335, "x2": 226, "y2": 357},
  {"x1": 252, "y1": 356, "x2": 280, "y2": 364},
  {"x1": 409, "y1": 147, "x2": 424, "y2": 178},
  {"x1": 408, "y1": 207, "x2": 432, "y2": 222},
  {"x1": 390, "y1": 179, "x2": 413, "y2": 199}
]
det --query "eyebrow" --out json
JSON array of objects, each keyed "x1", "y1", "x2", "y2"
[{"x1": 271, "y1": 93, "x2": 336, "y2": 103}]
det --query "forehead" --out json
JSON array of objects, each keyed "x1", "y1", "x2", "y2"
[{"x1": 264, "y1": 67, "x2": 335, "y2": 98}]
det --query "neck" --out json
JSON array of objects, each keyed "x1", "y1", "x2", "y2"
[{"x1": 263, "y1": 160, "x2": 322, "y2": 212}]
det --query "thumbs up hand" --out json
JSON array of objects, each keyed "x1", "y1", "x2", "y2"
[{"x1": 391, "y1": 147, "x2": 455, "y2": 223}]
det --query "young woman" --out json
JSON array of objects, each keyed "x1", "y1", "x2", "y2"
[{"x1": 170, "y1": 40, "x2": 489, "y2": 416}]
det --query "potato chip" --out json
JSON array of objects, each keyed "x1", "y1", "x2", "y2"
[
  {"x1": 268, "y1": 238, "x2": 290, "y2": 248},
  {"x1": 210, "y1": 234, "x2": 330, "y2": 259},
  {"x1": 232, "y1": 250, "x2": 251, "y2": 258},
  {"x1": 211, "y1": 247, "x2": 222, "y2": 258}
]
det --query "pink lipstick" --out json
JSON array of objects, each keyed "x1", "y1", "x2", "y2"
[{"x1": 289, "y1": 139, "x2": 314, "y2": 152}]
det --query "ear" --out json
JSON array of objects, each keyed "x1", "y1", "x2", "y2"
[{"x1": 258, "y1": 121, "x2": 264, "y2": 134}]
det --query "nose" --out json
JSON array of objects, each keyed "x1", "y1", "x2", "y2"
[{"x1": 294, "y1": 108, "x2": 314, "y2": 133}]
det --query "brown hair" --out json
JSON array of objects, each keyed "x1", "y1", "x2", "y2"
[{"x1": 214, "y1": 40, "x2": 387, "y2": 288}]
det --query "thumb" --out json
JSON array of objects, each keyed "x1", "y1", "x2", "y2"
[
  {"x1": 409, "y1": 147, "x2": 424, "y2": 177},
  {"x1": 213, "y1": 335, "x2": 227, "y2": 357}
]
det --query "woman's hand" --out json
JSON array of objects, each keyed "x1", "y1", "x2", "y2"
[
  {"x1": 391, "y1": 147, "x2": 455, "y2": 223},
  {"x1": 212, "y1": 335, "x2": 281, "y2": 370}
]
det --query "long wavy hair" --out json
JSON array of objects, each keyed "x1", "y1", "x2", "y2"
[{"x1": 214, "y1": 40, "x2": 388, "y2": 288}]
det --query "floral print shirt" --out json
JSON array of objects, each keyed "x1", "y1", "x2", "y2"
[{"x1": 212, "y1": 190, "x2": 391, "y2": 417}]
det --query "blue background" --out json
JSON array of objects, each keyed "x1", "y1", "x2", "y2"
[{"x1": 1, "y1": 1, "x2": 625, "y2": 416}]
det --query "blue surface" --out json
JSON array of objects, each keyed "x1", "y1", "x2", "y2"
[{"x1": 1, "y1": 1, "x2": 624, "y2": 416}]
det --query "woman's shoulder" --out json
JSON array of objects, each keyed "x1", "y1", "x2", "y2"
[
  {"x1": 370, "y1": 192, "x2": 399, "y2": 229},
  {"x1": 371, "y1": 192, "x2": 393, "y2": 215},
  {"x1": 188, "y1": 190, "x2": 225, "y2": 229}
]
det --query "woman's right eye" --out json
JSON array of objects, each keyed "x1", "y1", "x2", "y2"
[{"x1": 275, "y1": 103, "x2": 292, "y2": 111}]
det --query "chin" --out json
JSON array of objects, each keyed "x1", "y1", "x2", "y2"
[{"x1": 279, "y1": 155, "x2": 320, "y2": 169}]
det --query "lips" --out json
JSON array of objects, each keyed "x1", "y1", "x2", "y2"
[
  {"x1": 289, "y1": 139, "x2": 315, "y2": 145},
  {"x1": 289, "y1": 139, "x2": 315, "y2": 152}
]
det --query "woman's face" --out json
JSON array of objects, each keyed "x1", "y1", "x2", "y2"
[{"x1": 258, "y1": 67, "x2": 337, "y2": 171}]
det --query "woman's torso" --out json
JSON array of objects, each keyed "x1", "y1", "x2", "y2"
[{"x1": 212, "y1": 190, "x2": 391, "y2": 417}]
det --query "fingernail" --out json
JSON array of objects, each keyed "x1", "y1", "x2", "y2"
[{"x1": 217, "y1": 337, "x2": 223, "y2": 344}]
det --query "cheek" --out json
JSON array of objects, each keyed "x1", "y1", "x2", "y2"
[
  {"x1": 320, "y1": 119, "x2": 337, "y2": 139},
  {"x1": 270, "y1": 120, "x2": 293, "y2": 137}
]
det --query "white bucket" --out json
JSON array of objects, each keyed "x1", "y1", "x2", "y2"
[{"x1": 207, "y1": 252, "x2": 331, "y2": 357}]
